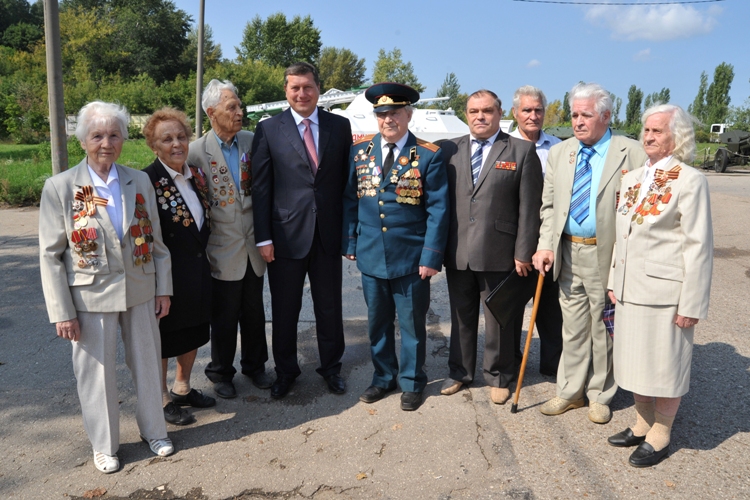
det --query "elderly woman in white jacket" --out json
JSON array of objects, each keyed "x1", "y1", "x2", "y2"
[
  {"x1": 39, "y1": 101, "x2": 175, "y2": 473},
  {"x1": 606, "y1": 104, "x2": 713, "y2": 467}
]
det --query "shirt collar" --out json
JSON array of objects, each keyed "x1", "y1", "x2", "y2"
[
  {"x1": 87, "y1": 163, "x2": 119, "y2": 188},
  {"x1": 213, "y1": 130, "x2": 238, "y2": 149},
  {"x1": 158, "y1": 159, "x2": 192, "y2": 180},
  {"x1": 645, "y1": 155, "x2": 673, "y2": 171},
  {"x1": 290, "y1": 107, "x2": 319, "y2": 126},
  {"x1": 470, "y1": 129, "x2": 501, "y2": 146},
  {"x1": 383, "y1": 132, "x2": 410, "y2": 152},
  {"x1": 579, "y1": 129, "x2": 611, "y2": 158}
]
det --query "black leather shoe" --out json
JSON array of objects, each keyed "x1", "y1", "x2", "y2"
[
  {"x1": 401, "y1": 391, "x2": 422, "y2": 411},
  {"x1": 324, "y1": 374, "x2": 346, "y2": 394},
  {"x1": 247, "y1": 371, "x2": 274, "y2": 390},
  {"x1": 163, "y1": 402, "x2": 195, "y2": 425},
  {"x1": 213, "y1": 381, "x2": 237, "y2": 399},
  {"x1": 608, "y1": 428, "x2": 647, "y2": 448},
  {"x1": 629, "y1": 442, "x2": 670, "y2": 468},
  {"x1": 271, "y1": 376, "x2": 296, "y2": 399},
  {"x1": 359, "y1": 385, "x2": 394, "y2": 403},
  {"x1": 170, "y1": 389, "x2": 216, "y2": 408}
]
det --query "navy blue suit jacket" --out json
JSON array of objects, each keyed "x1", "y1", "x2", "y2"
[{"x1": 252, "y1": 108, "x2": 352, "y2": 259}]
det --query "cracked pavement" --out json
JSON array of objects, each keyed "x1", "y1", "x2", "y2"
[{"x1": 1, "y1": 171, "x2": 749, "y2": 499}]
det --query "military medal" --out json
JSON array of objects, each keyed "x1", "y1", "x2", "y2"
[
  {"x1": 131, "y1": 193, "x2": 154, "y2": 266},
  {"x1": 70, "y1": 186, "x2": 107, "y2": 268}
]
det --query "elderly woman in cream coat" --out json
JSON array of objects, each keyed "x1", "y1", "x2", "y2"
[
  {"x1": 39, "y1": 101, "x2": 175, "y2": 473},
  {"x1": 606, "y1": 104, "x2": 713, "y2": 467}
]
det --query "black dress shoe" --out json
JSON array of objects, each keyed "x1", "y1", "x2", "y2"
[
  {"x1": 629, "y1": 442, "x2": 670, "y2": 468},
  {"x1": 163, "y1": 402, "x2": 196, "y2": 425},
  {"x1": 246, "y1": 371, "x2": 274, "y2": 390},
  {"x1": 271, "y1": 376, "x2": 296, "y2": 399},
  {"x1": 170, "y1": 389, "x2": 216, "y2": 408},
  {"x1": 401, "y1": 391, "x2": 422, "y2": 411},
  {"x1": 359, "y1": 385, "x2": 394, "y2": 403},
  {"x1": 608, "y1": 428, "x2": 647, "y2": 448},
  {"x1": 213, "y1": 381, "x2": 237, "y2": 399},
  {"x1": 324, "y1": 374, "x2": 346, "y2": 394}
]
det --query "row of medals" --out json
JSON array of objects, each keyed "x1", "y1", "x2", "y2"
[
  {"x1": 210, "y1": 164, "x2": 236, "y2": 207},
  {"x1": 156, "y1": 178, "x2": 194, "y2": 227},
  {"x1": 132, "y1": 196, "x2": 154, "y2": 266},
  {"x1": 620, "y1": 183, "x2": 672, "y2": 225},
  {"x1": 356, "y1": 151, "x2": 422, "y2": 204},
  {"x1": 71, "y1": 199, "x2": 99, "y2": 268}
]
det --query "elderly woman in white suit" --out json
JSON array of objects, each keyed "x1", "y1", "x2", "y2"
[
  {"x1": 39, "y1": 101, "x2": 175, "y2": 473},
  {"x1": 606, "y1": 104, "x2": 713, "y2": 467}
]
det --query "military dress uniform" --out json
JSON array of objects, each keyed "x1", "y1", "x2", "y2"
[{"x1": 342, "y1": 130, "x2": 449, "y2": 394}]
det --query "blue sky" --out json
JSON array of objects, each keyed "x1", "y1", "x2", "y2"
[{"x1": 172, "y1": 0, "x2": 749, "y2": 122}]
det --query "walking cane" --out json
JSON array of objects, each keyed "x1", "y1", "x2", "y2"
[{"x1": 511, "y1": 272, "x2": 546, "y2": 414}]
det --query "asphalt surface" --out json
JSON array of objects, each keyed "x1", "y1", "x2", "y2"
[{"x1": 0, "y1": 168, "x2": 749, "y2": 500}]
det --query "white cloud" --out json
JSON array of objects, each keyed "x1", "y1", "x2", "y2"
[
  {"x1": 633, "y1": 48, "x2": 651, "y2": 62},
  {"x1": 527, "y1": 59, "x2": 540, "y2": 68},
  {"x1": 584, "y1": 4, "x2": 722, "y2": 42}
]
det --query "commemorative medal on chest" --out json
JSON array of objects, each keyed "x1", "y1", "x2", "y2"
[
  {"x1": 70, "y1": 186, "x2": 108, "y2": 268},
  {"x1": 130, "y1": 193, "x2": 154, "y2": 266}
]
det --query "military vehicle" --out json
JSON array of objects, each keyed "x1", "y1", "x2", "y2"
[{"x1": 713, "y1": 130, "x2": 750, "y2": 173}]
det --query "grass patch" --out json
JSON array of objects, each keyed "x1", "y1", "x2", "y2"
[{"x1": 0, "y1": 139, "x2": 156, "y2": 206}]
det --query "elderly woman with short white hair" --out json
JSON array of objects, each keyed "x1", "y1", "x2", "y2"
[
  {"x1": 607, "y1": 104, "x2": 713, "y2": 467},
  {"x1": 39, "y1": 101, "x2": 175, "y2": 473}
]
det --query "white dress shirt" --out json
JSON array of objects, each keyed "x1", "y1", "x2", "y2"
[
  {"x1": 161, "y1": 160, "x2": 204, "y2": 231},
  {"x1": 290, "y1": 106, "x2": 319, "y2": 153},
  {"x1": 88, "y1": 164, "x2": 123, "y2": 240},
  {"x1": 469, "y1": 129, "x2": 501, "y2": 177},
  {"x1": 509, "y1": 128, "x2": 561, "y2": 177}
]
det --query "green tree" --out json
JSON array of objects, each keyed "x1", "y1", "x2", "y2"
[
  {"x1": 705, "y1": 62, "x2": 734, "y2": 126},
  {"x1": 237, "y1": 13, "x2": 321, "y2": 67},
  {"x1": 434, "y1": 72, "x2": 468, "y2": 121},
  {"x1": 610, "y1": 93, "x2": 623, "y2": 128},
  {"x1": 728, "y1": 97, "x2": 750, "y2": 132},
  {"x1": 371, "y1": 48, "x2": 425, "y2": 93},
  {"x1": 644, "y1": 87, "x2": 670, "y2": 110},
  {"x1": 543, "y1": 100, "x2": 563, "y2": 127},
  {"x1": 562, "y1": 91, "x2": 571, "y2": 123},
  {"x1": 180, "y1": 24, "x2": 223, "y2": 73},
  {"x1": 688, "y1": 71, "x2": 708, "y2": 124},
  {"x1": 625, "y1": 84, "x2": 643, "y2": 128},
  {"x1": 1, "y1": 0, "x2": 43, "y2": 51},
  {"x1": 318, "y1": 47, "x2": 366, "y2": 92}
]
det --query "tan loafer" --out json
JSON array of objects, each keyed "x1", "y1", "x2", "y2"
[
  {"x1": 588, "y1": 402, "x2": 612, "y2": 424},
  {"x1": 440, "y1": 379, "x2": 464, "y2": 395},
  {"x1": 540, "y1": 396, "x2": 585, "y2": 415},
  {"x1": 490, "y1": 387, "x2": 511, "y2": 404}
]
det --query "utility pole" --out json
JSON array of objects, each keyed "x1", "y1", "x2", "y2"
[
  {"x1": 194, "y1": 0, "x2": 205, "y2": 138},
  {"x1": 44, "y1": 0, "x2": 68, "y2": 174}
]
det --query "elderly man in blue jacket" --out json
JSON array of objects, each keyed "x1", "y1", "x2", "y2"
[{"x1": 343, "y1": 82, "x2": 449, "y2": 411}]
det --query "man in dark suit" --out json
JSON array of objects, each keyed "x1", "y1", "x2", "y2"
[
  {"x1": 252, "y1": 62, "x2": 353, "y2": 399},
  {"x1": 343, "y1": 83, "x2": 449, "y2": 411},
  {"x1": 439, "y1": 89, "x2": 543, "y2": 405}
]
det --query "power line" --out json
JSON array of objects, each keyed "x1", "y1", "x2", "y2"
[{"x1": 513, "y1": 0, "x2": 724, "y2": 5}]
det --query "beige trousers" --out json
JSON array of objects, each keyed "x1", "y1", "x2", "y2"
[
  {"x1": 556, "y1": 240, "x2": 617, "y2": 404},
  {"x1": 73, "y1": 298, "x2": 167, "y2": 455}
]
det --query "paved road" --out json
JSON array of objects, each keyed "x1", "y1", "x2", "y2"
[{"x1": 1, "y1": 170, "x2": 748, "y2": 499}]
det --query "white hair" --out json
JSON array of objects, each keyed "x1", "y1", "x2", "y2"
[
  {"x1": 568, "y1": 82, "x2": 613, "y2": 125},
  {"x1": 641, "y1": 104, "x2": 697, "y2": 163},
  {"x1": 75, "y1": 101, "x2": 130, "y2": 142},
  {"x1": 201, "y1": 79, "x2": 239, "y2": 113},
  {"x1": 513, "y1": 85, "x2": 547, "y2": 110}
]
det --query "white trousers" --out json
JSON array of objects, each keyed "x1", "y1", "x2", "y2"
[{"x1": 73, "y1": 298, "x2": 167, "y2": 455}]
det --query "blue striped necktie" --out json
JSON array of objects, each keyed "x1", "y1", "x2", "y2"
[
  {"x1": 570, "y1": 146, "x2": 595, "y2": 225},
  {"x1": 471, "y1": 139, "x2": 488, "y2": 185}
]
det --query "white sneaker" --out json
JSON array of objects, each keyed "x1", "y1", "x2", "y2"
[
  {"x1": 93, "y1": 450, "x2": 120, "y2": 473},
  {"x1": 141, "y1": 435, "x2": 174, "y2": 457}
]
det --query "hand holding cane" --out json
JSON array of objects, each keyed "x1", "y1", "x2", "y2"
[{"x1": 511, "y1": 272, "x2": 545, "y2": 414}]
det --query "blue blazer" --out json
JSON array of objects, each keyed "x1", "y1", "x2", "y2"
[{"x1": 342, "y1": 131, "x2": 449, "y2": 279}]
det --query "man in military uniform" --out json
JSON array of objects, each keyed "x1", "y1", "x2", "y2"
[{"x1": 343, "y1": 82, "x2": 449, "y2": 411}]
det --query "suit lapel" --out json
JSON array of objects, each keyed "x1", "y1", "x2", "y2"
[
  {"x1": 154, "y1": 160, "x2": 204, "y2": 243},
  {"x1": 317, "y1": 109, "x2": 331, "y2": 170},
  {"x1": 475, "y1": 134, "x2": 508, "y2": 192},
  {"x1": 75, "y1": 159, "x2": 119, "y2": 241},
  {"x1": 560, "y1": 141, "x2": 578, "y2": 206},
  {"x1": 456, "y1": 135, "x2": 474, "y2": 190},
  {"x1": 118, "y1": 164, "x2": 136, "y2": 238}
]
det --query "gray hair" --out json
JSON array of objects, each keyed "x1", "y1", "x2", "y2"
[
  {"x1": 512, "y1": 85, "x2": 547, "y2": 110},
  {"x1": 201, "y1": 79, "x2": 238, "y2": 113},
  {"x1": 641, "y1": 104, "x2": 697, "y2": 163},
  {"x1": 467, "y1": 89, "x2": 502, "y2": 112},
  {"x1": 568, "y1": 82, "x2": 613, "y2": 125},
  {"x1": 75, "y1": 101, "x2": 130, "y2": 142}
]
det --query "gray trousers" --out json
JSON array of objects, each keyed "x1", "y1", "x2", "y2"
[{"x1": 73, "y1": 298, "x2": 167, "y2": 455}]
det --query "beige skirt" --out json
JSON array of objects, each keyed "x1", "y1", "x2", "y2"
[{"x1": 613, "y1": 301, "x2": 694, "y2": 398}]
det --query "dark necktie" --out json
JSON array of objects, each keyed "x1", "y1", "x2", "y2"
[
  {"x1": 302, "y1": 118, "x2": 318, "y2": 175},
  {"x1": 570, "y1": 146, "x2": 595, "y2": 224},
  {"x1": 471, "y1": 139, "x2": 488, "y2": 185},
  {"x1": 384, "y1": 143, "x2": 395, "y2": 172}
]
